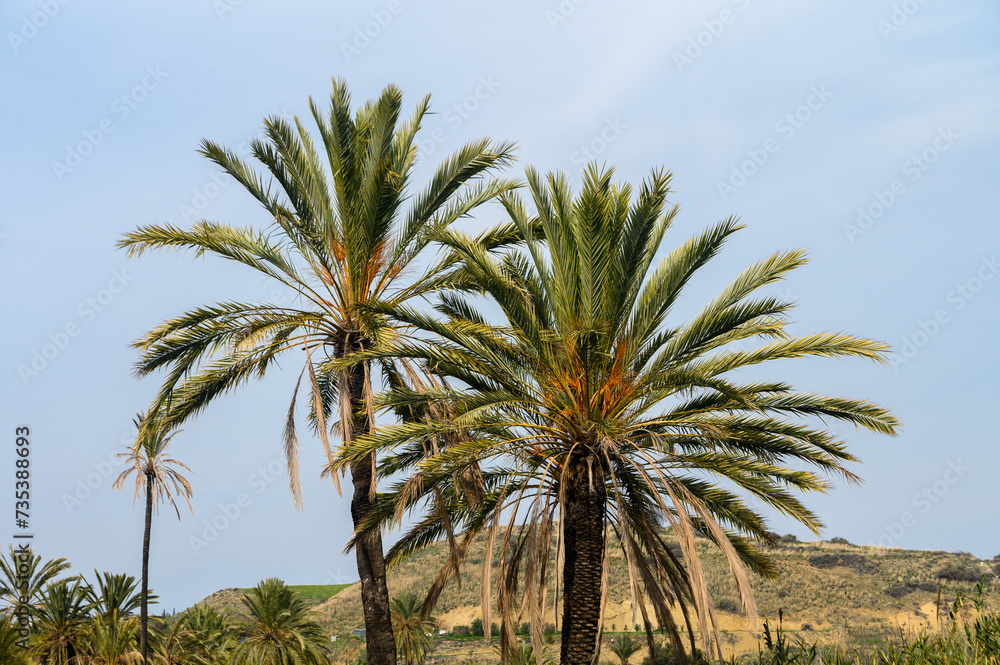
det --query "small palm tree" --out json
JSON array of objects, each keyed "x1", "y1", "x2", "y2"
[
  {"x1": 0, "y1": 546, "x2": 71, "y2": 613},
  {"x1": 609, "y1": 633, "x2": 643, "y2": 665},
  {"x1": 0, "y1": 612, "x2": 32, "y2": 665},
  {"x1": 390, "y1": 592, "x2": 436, "y2": 665},
  {"x1": 114, "y1": 411, "x2": 193, "y2": 665},
  {"x1": 496, "y1": 641, "x2": 555, "y2": 665},
  {"x1": 84, "y1": 572, "x2": 143, "y2": 621},
  {"x1": 31, "y1": 578, "x2": 93, "y2": 665},
  {"x1": 231, "y1": 578, "x2": 328, "y2": 665},
  {"x1": 165, "y1": 603, "x2": 236, "y2": 665},
  {"x1": 83, "y1": 612, "x2": 142, "y2": 665}
]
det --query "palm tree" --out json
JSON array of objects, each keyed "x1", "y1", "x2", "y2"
[
  {"x1": 83, "y1": 612, "x2": 141, "y2": 665},
  {"x1": 0, "y1": 546, "x2": 71, "y2": 614},
  {"x1": 390, "y1": 592, "x2": 436, "y2": 665},
  {"x1": 84, "y1": 572, "x2": 143, "y2": 622},
  {"x1": 0, "y1": 612, "x2": 32, "y2": 665},
  {"x1": 346, "y1": 164, "x2": 899, "y2": 665},
  {"x1": 113, "y1": 411, "x2": 194, "y2": 665},
  {"x1": 230, "y1": 578, "x2": 328, "y2": 665},
  {"x1": 31, "y1": 578, "x2": 93, "y2": 664},
  {"x1": 608, "y1": 634, "x2": 642, "y2": 665},
  {"x1": 118, "y1": 78, "x2": 517, "y2": 665},
  {"x1": 160, "y1": 603, "x2": 236, "y2": 665}
]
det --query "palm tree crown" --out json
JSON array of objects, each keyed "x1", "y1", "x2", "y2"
[
  {"x1": 390, "y1": 592, "x2": 437, "y2": 665},
  {"x1": 231, "y1": 578, "x2": 328, "y2": 665},
  {"x1": 118, "y1": 79, "x2": 518, "y2": 665},
  {"x1": 347, "y1": 164, "x2": 898, "y2": 665}
]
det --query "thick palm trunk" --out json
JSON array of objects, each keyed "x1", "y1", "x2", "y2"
[
  {"x1": 560, "y1": 456, "x2": 607, "y2": 665},
  {"x1": 344, "y1": 353, "x2": 396, "y2": 665},
  {"x1": 141, "y1": 472, "x2": 153, "y2": 665}
]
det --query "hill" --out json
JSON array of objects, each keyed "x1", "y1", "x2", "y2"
[
  {"x1": 196, "y1": 584, "x2": 353, "y2": 617},
  {"x1": 196, "y1": 537, "x2": 1000, "y2": 659}
]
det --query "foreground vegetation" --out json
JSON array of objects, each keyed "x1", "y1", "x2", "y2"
[{"x1": 3, "y1": 540, "x2": 999, "y2": 663}]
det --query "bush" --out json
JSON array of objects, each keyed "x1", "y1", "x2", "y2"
[
  {"x1": 936, "y1": 563, "x2": 992, "y2": 583},
  {"x1": 714, "y1": 599, "x2": 740, "y2": 614},
  {"x1": 471, "y1": 618, "x2": 484, "y2": 637},
  {"x1": 451, "y1": 624, "x2": 472, "y2": 637},
  {"x1": 884, "y1": 585, "x2": 914, "y2": 599},
  {"x1": 640, "y1": 641, "x2": 708, "y2": 665},
  {"x1": 829, "y1": 537, "x2": 852, "y2": 545},
  {"x1": 808, "y1": 553, "x2": 877, "y2": 574}
]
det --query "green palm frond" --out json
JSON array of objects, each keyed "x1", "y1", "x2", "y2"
[{"x1": 349, "y1": 162, "x2": 899, "y2": 663}]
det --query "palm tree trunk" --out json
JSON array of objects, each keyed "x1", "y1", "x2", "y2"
[
  {"x1": 560, "y1": 455, "x2": 607, "y2": 665},
  {"x1": 344, "y1": 350, "x2": 397, "y2": 665},
  {"x1": 141, "y1": 470, "x2": 153, "y2": 665}
]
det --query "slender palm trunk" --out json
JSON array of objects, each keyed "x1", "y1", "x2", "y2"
[
  {"x1": 560, "y1": 455, "x2": 607, "y2": 665},
  {"x1": 141, "y1": 470, "x2": 153, "y2": 665},
  {"x1": 344, "y1": 346, "x2": 396, "y2": 665}
]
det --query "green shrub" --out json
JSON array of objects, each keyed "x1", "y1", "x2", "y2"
[
  {"x1": 808, "y1": 553, "x2": 877, "y2": 574},
  {"x1": 936, "y1": 563, "x2": 992, "y2": 583}
]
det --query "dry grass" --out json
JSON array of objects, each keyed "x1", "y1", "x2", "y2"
[{"x1": 195, "y1": 536, "x2": 1000, "y2": 660}]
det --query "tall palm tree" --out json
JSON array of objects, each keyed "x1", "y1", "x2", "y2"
[
  {"x1": 230, "y1": 578, "x2": 328, "y2": 665},
  {"x1": 390, "y1": 592, "x2": 436, "y2": 665},
  {"x1": 346, "y1": 164, "x2": 899, "y2": 665},
  {"x1": 31, "y1": 578, "x2": 93, "y2": 665},
  {"x1": 118, "y1": 78, "x2": 517, "y2": 665},
  {"x1": 113, "y1": 411, "x2": 193, "y2": 665}
]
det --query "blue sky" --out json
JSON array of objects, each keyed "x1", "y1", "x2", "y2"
[{"x1": 2, "y1": 1, "x2": 999, "y2": 613}]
